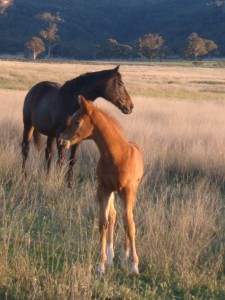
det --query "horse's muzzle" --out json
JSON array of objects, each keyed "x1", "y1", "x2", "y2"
[{"x1": 121, "y1": 105, "x2": 133, "y2": 114}]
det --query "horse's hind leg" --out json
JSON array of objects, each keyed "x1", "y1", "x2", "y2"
[
  {"x1": 45, "y1": 136, "x2": 56, "y2": 175},
  {"x1": 66, "y1": 143, "x2": 80, "y2": 186},
  {"x1": 21, "y1": 123, "x2": 34, "y2": 176}
]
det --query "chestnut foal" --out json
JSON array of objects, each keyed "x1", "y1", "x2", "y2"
[{"x1": 60, "y1": 95, "x2": 143, "y2": 274}]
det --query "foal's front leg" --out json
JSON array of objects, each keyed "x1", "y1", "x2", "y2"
[
  {"x1": 97, "y1": 185, "x2": 113, "y2": 274},
  {"x1": 106, "y1": 193, "x2": 117, "y2": 267}
]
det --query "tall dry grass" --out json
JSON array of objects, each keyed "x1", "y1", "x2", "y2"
[{"x1": 0, "y1": 62, "x2": 225, "y2": 298}]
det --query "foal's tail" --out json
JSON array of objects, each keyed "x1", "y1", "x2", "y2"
[{"x1": 33, "y1": 129, "x2": 42, "y2": 152}]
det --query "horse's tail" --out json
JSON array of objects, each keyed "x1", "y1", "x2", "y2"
[{"x1": 33, "y1": 129, "x2": 42, "y2": 152}]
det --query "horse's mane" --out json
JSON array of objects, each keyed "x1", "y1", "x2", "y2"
[{"x1": 59, "y1": 68, "x2": 121, "y2": 100}]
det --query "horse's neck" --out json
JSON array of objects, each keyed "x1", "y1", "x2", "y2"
[
  {"x1": 60, "y1": 77, "x2": 102, "y2": 103},
  {"x1": 92, "y1": 111, "x2": 128, "y2": 162},
  {"x1": 78, "y1": 77, "x2": 104, "y2": 101}
]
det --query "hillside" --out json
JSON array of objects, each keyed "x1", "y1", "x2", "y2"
[{"x1": 0, "y1": 0, "x2": 224, "y2": 58}]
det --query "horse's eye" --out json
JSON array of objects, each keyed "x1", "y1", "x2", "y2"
[
  {"x1": 117, "y1": 81, "x2": 123, "y2": 87},
  {"x1": 73, "y1": 120, "x2": 79, "y2": 126}
]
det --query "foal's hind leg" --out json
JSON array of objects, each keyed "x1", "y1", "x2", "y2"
[
  {"x1": 97, "y1": 185, "x2": 112, "y2": 274},
  {"x1": 120, "y1": 188, "x2": 139, "y2": 274},
  {"x1": 21, "y1": 123, "x2": 34, "y2": 177},
  {"x1": 66, "y1": 143, "x2": 80, "y2": 186},
  {"x1": 45, "y1": 136, "x2": 56, "y2": 175},
  {"x1": 106, "y1": 193, "x2": 116, "y2": 267}
]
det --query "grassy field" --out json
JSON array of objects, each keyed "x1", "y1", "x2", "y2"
[{"x1": 1, "y1": 61, "x2": 225, "y2": 299}]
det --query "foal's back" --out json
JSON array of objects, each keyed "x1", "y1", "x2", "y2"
[{"x1": 97, "y1": 136, "x2": 143, "y2": 192}]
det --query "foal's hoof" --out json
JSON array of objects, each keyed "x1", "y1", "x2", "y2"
[
  {"x1": 96, "y1": 264, "x2": 105, "y2": 275},
  {"x1": 130, "y1": 263, "x2": 139, "y2": 275},
  {"x1": 106, "y1": 258, "x2": 114, "y2": 267},
  {"x1": 120, "y1": 250, "x2": 130, "y2": 269},
  {"x1": 106, "y1": 245, "x2": 114, "y2": 267}
]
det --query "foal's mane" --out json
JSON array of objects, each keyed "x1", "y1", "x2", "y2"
[{"x1": 95, "y1": 106, "x2": 124, "y2": 137}]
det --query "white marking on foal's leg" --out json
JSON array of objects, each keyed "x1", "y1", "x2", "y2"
[
  {"x1": 131, "y1": 262, "x2": 139, "y2": 274},
  {"x1": 96, "y1": 263, "x2": 105, "y2": 275},
  {"x1": 124, "y1": 248, "x2": 130, "y2": 260},
  {"x1": 121, "y1": 248, "x2": 130, "y2": 268},
  {"x1": 106, "y1": 243, "x2": 114, "y2": 266}
]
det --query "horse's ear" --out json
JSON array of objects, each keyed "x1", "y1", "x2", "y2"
[
  {"x1": 78, "y1": 95, "x2": 90, "y2": 112},
  {"x1": 113, "y1": 65, "x2": 120, "y2": 73}
]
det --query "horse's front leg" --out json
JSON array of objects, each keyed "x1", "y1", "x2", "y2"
[
  {"x1": 120, "y1": 187, "x2": 139, "y2": 274},
  {"x1": 66, "y1": 143, "x2": 80, "y2": 186},
  {"x1": 45, "y1": 136, "x2": 56, "y2": 175},
  {"x1": 56, "y1": 132, "x2": 65, "y2": 168},
  {"x1": 97, "y1": 185, "x2": 113, "y2": 274}
]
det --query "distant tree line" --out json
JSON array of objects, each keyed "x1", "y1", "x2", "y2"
[
  {"x1": 24, "y1": 13, "x2": 218, "y2": 61},
  {"x1": 90, "y1": 32, "x2": 218, "y2": 61}
]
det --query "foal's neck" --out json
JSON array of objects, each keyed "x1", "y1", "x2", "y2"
[{"x1": 91, "y1": 111, "x2": 128, "y2": 162}]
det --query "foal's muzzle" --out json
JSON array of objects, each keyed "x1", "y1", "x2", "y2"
[{"x1": 59, "y1": 136, "x2": 71, "y2": 149}]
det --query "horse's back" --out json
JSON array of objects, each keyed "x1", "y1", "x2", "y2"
[
  {"x1": 23, "y1": 81, "x2": 61, "y2": 135},
  {"x1": 24, "y1": 81, "x2": 60, "y2": 110}
]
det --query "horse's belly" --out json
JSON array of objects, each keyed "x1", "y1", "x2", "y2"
[{"x1": 31, "y1": 100, "x2": 54, "y2": 136}]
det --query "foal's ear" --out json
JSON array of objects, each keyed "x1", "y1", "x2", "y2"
[{"x1": 78, "y1": 95, "x2": 90, "y2": 112}]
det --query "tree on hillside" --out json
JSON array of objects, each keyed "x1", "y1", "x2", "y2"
[
  {"x1": 0, "y1": 0, "x2": 12, "y2": 14},
  {"x1": 36, "y1": 12, "x2": 63, "y2": 24},
  {"x1": 182, "y1": 33, "x2": 207, "y2": 61},
  {"x1": 205, "y1": 39, "x2": 218, "y2": 58},
  {"x1": 24, "y1": 37, "x2": 45, "y2": 60},
  {"x1": 94, "y1": 39, "x2": 133, "y2": 59},
  {"x1": 37, "y1": 12, "x2": 64, "y2": 58},
  {"x1": 181, "y1": 32, "x2": 218, "y2": 60},
  {"x1": 136, "y1": 33, "x2": 164, "y2": 61},
  {"x1": 40, "y1": 23, "x2": 59, "y2": 58}
]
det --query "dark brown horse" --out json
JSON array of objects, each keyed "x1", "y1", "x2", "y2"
[{"x1": 21, "y1": 66, "x2": 133, "y2": 181}]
